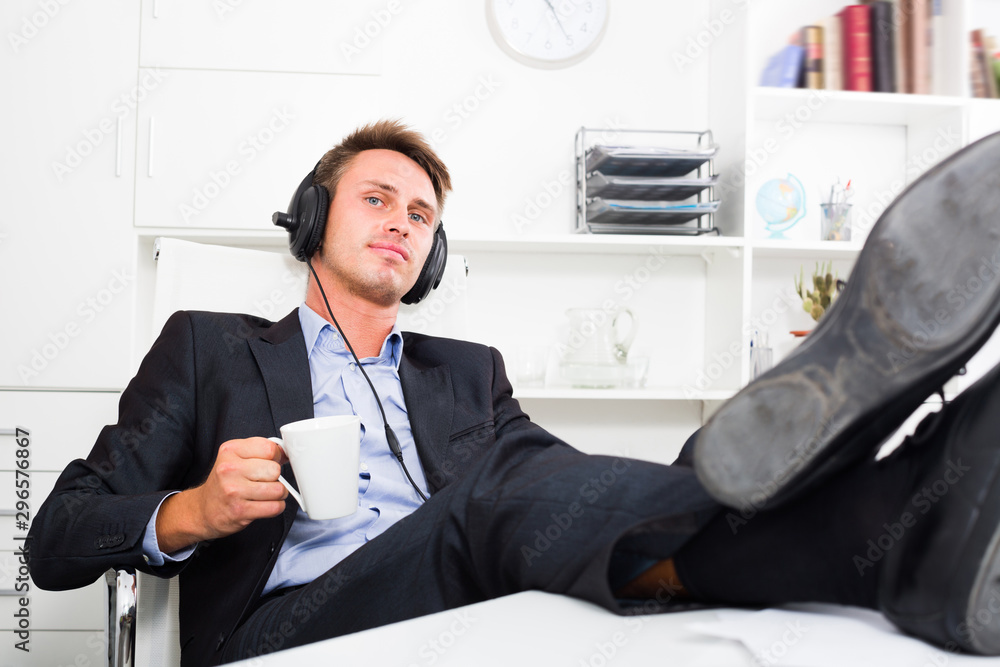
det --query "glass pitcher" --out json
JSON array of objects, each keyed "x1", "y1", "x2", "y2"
[{"x1": 559, "y1": 308, "x2": 637, "y2": 388}]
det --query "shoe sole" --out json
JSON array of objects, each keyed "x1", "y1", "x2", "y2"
[{"x1": 694, "y1": 131, "x2": 1000, "y2": 511}]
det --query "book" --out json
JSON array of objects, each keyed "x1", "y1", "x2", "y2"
[
  {"x1": 895, "y1": 0, "x2": 911, "y2": 92},
  {"x1": 972, "y1": 29, "x2": 999, "y2": 98},
  {"x1": 990, "y1": 36, "x2": 1000, "y2": 93},
  {"x1": 801, "y1": 26, "x2": 824, "y2": 89},
  {"x1": 839, "y1": 5, "x2": 874, "y2": 91},
  {"x1": 870, "y1": 1, "x2": 896, "y2": 92},
  {"x1": 909, "y1": 0, "x2": 930, "y2": 94},
  {"x1": 970, "y1": 31, "x2": 989, "y2": 98},
  {"x1": 821, "y1": 15, "x2": 843, "y2": 90},
  {"x1": 930, "y1": 0, "x2": 947, "y2": 94},
  {"x1": 760, "y1": 43, "x2": 805, "y2": 88}
]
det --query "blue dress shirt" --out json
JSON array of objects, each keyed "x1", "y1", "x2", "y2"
[{"x1": 143, "y1": 303, "x2": 431, "y2": 594}]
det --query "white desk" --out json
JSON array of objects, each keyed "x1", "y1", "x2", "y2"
[{"x1": 231, "y1": 591, "x2": 1000, "y2": 667}]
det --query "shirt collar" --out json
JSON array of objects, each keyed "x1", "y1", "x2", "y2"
[{"x1": 298, "y1": 302, "x2": 403, "y2": 369}]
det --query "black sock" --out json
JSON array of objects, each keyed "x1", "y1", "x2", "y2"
[{"x1": 673, "y1": 442, "x2": 927, "y2": 610}]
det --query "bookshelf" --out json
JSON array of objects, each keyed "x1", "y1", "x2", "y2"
[{"x1": 708, "y1": 0, "x2": 1000, "y2": 389}]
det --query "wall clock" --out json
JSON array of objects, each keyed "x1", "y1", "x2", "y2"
[{"x1": 487, "y1": 0, "x2": 609, "y2": 69}]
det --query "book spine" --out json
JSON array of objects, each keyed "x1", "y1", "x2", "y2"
[
  {"x1": 870, "y1": 2, "x2": 896, "y2": 92},
  {"x1": 823, "y1": 15, "x2": 843, "y2": 90},
  {"x1": 909, "y1": 0, "x2": 930, "y2": 94},
  {"x1": 802, "y1": 26, "x2": 825, "y2": 89},
  {"x1": 990, "y1": 37, "x2": 1000, "y2": 95},
  {"x1": 930, "y1": 0, "x2": 947, "y2": 95},
  {"x1": 780, "y1": 44, "x2": 805, "y2": 88},
  {"x1": 973, "y1": 30, "x2": 999, "y2": 98},
  {"x1": 840, "y1": 5, "x2": 874, "y2": 91},
  {"x1": 970, "y1": 31, "x2": 987, "y2": 98},
  {"x1": 895, "y1": 0, "x2": 911, "y2": 92}
]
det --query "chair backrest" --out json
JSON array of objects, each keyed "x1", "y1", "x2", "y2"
[
  {"x1": 119, "y1": 237, "x2": 470, "y2": 666},
  {"x1": 152, "y1": 237, "x2": 469, "y2": 340}
]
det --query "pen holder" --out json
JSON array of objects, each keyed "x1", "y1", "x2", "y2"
[{"x1": 820, "y1": 203, "x2": 852, "y2": 242}]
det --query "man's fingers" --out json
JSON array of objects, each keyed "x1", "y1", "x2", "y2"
[
  {"x1": 243, "y1": 458, "x2": 282, "y2": 483},
  {"x1": 244, "y1": 480, "x2": 288, "y2": 502},
  {"x1": 219, "y1": 436, "x2": 285, "y2": 463}
]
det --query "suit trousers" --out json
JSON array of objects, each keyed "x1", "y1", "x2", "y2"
[{"x1": 221, "y1": 428, "x2": 721, "y2": 661}]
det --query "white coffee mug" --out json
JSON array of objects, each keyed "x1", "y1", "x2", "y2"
[{"x1": 268, "y1": 414, "x2": 361, "y2": 520}]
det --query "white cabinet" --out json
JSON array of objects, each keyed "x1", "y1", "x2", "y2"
[
  {"x1": 138, "y1": 0, "x2": 385, "y2": 75},
  {"x1": 0, "y1": 389, "x2": 120, "y2": 662},
  {"x1": 0, "y1": 1, "x2": 140, "y2": 389},
  {"x1": 133, "y1": 68, "x2": 387, "y2": 230}
]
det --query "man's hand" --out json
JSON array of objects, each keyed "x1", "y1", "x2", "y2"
[{"x1": 155, "y1": 437, "x2": 288, "y2": 554}]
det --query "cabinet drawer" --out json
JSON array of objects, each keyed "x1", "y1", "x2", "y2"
[
  {"x1": 0, "y1": 551, "x2": 103, "y2": 631},
  {"x1": 0, "y1": 390, "x2": 120, "y2": 472}
]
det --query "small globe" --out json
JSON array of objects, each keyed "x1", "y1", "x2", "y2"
[{"x1": 756, "y1": 175, "x2": 806, "y2": 238}]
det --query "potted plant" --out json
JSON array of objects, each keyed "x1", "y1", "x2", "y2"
[{"x1": 794, "y1": 261, "x2": 843, "y2": 325}]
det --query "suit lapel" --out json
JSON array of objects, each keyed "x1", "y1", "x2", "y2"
[
  {"x1": 248, "y1": 308, "x2": 313, "y2": 523},
  {"x1": 399, "y1": 348, "x2": 454, "y2": 494}
]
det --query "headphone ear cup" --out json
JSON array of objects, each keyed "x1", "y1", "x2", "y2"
[
  {"x1": 401, "y1": 225, "x2": 448, "y2": 305},
  {"x1": 300, "y1": 184, "x2": 330, "y2": 260}
]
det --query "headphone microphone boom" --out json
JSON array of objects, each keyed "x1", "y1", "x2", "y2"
[{"x1": 271, "y1": 163, "x2": 448, "y2": 305}]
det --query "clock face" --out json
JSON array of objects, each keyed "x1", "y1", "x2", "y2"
[{"x1": 487, "y1": 0, "x2": 609, "y2": 69}]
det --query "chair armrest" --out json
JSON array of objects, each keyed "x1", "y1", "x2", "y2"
[{"x1": 105, "y1": 568, "x2": 137, "y2": 667}]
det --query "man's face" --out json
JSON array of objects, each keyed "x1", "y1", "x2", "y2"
[{"x1": 317, "y1": 149, "x2": 438, "y2": 307}]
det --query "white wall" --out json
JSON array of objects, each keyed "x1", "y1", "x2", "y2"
[{"x1": 1, "y1": 0, "x2": 713, "y2": 390}]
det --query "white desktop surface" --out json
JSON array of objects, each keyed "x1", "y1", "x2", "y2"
[
  {"x1": 230, "y1": 591, "x2": 750, "y2": 666},
  {"x1": 228, "y1": 590, "x2": 1000, "y2": 667}
]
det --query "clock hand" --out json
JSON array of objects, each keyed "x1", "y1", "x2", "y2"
[{"x1": 542, "y1": 0, "x2": 569, "y2": 38}]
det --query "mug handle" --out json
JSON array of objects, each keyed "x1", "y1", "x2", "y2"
[
  {"x1": 613, "y1": 309, "x2": 638, "y2": 361},
  {"x1": 268, "y1": 436, "x2": 306, "y2": 512}
]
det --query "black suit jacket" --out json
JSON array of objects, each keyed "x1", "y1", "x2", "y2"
[{"x1": 28, "y1": 308, "x2": 542, "y2": 665}]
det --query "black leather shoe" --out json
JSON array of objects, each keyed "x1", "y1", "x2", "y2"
[
  {"x1": 880, "y1": 361, "x2": 1000, "y2": 654},
  {"x1": 694, "y1": 130, "x2": 1000, "y2": 510}
]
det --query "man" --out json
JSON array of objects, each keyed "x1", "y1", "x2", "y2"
[{"x1": 28, "y1": 120, "x2": 1000, "y2": 664}]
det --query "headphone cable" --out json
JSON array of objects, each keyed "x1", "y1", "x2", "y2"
[{"x1": 306, "y1": 258, "x2": 428, "y2": 503}]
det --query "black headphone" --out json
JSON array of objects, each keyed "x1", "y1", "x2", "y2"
[{"x1": 272, "y1": 162, "x2": 448, "y2": 305}]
